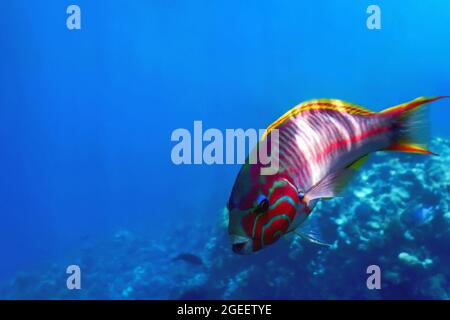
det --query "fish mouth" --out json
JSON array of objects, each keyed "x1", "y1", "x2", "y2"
[
  {"x1": 232, "y1": 242, "x2": 248, "y2": 253},
  {"x1": 230, "y1": 235, "x2": 252, "y2": 255},
  {"x1": 230, "y1": 234, "x2": 250, "y2": 245}
]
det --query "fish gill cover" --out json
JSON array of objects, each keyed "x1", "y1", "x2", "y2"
[{"x1": 1, "y1": 137, "x2": 449, "y2": 299}]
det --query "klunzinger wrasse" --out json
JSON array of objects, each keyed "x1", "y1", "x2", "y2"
[{"x1": 227, "y1": 96, "x2": 447, "y2": 254}]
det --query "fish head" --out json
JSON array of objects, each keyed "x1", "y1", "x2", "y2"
[{"x1": 227, "y1": 162, "x2": 299, "y2": 254}]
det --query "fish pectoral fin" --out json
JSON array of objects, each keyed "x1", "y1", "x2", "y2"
[
  {"x1": 303, "y1": 167, "x2": 356, "y2": 205},
  {"x1": 303, "y1": 155, "x2": 369, "y2": 206},
  {"x1": 293, "y1": 229, "x2": 332, "y2": 248}
]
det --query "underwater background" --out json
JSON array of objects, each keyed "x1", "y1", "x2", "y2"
[{"x1": 0, "y1": 1, "x2": 449, "y2": 299}]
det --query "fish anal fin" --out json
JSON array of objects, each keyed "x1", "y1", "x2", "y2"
[{"x1": 347, "y1": 154, "x2": 370, "y2": 170}]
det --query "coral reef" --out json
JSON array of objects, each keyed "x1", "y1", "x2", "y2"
[{"x1": 1, "y1": 138, "x2": 449, "y2": 299}]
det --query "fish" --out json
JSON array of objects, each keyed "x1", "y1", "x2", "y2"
[
  {"x1": 227, "y1": 96, "x2": 447, "y2": 254},
  {"x1": 171, "y1": 253, "x2": 204, "y2": 266},
  {"x1": 401, "y1": 205, "x2": 434, "y2": 226}
]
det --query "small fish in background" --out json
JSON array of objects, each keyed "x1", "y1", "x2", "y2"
[
  {"x1": 227, "y1": 96, "x2": 448, "y2": 254},
  {"x1": 401, "y1": 205, "x2": 434, "y2": 227},
  {"x1": 171, "y1": 253, "x2": 204, "y2": 267}
]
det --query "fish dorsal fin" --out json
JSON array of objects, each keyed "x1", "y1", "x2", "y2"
[{"x1": 262, "y1": 99, "x2": 374, "y2": 139}]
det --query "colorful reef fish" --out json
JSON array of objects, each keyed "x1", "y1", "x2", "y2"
[{"x1": 227, "y1": 96, "x2": 447, "y2": 254}]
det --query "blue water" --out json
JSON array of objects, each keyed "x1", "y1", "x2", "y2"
[{"x1": 1, "y1": 1, "x2": 449, "y2": 299}]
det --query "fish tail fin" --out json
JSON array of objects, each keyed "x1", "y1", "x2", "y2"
[{"x1": 381, "y1": 96, "x2": 449, "y2": 155}]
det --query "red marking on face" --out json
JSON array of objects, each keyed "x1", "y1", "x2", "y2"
[
  {"x1": 241, "y1": 211, "x2": 257, "y2": 238},
  {"x1": 262, "y1": 217, "x2": 290, "y2": 246},
  {"x1": 240, "y1": 178, "x2": 300, "y2": 252}
]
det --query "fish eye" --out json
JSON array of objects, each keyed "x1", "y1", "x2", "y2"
[{"x1": 255, "y1": 195, "x2": 269, "y2": 213}]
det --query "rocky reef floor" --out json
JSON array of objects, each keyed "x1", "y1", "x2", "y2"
[{"x1": 1, "y1": 138, "x2": 449, "y2": 299}]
